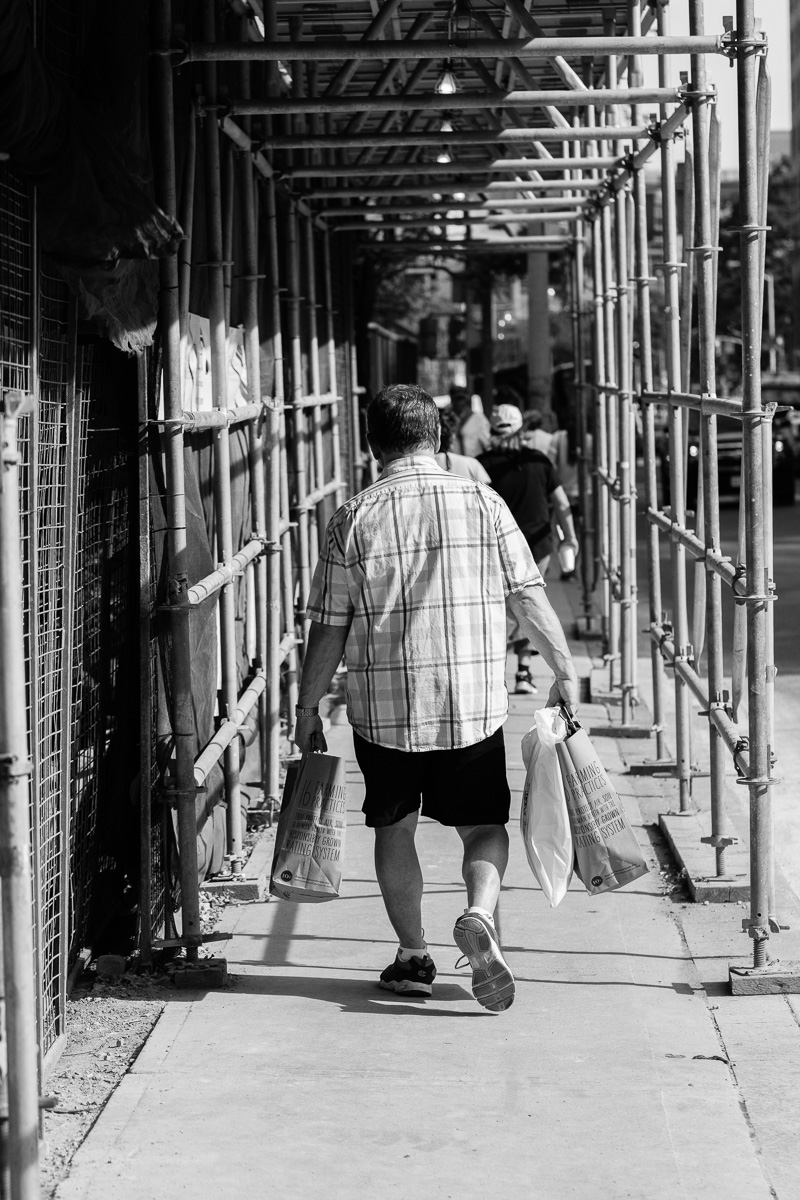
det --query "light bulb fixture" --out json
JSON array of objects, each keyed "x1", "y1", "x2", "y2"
[
  {"x1": 440, "y1": 118, "x2": 454, "y2": 135},
  {"x1": 448, "y1": 0, "x2": 477, "y2": 43},
  {"x1": 435, "y1": 60, "x2": 459, "y2": 95},
  {"x1": 436, "y1": 149, "x2": 452, "y2": 164}
]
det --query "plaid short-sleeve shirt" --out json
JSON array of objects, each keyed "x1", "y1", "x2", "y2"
[{"x1": 306, "y1": 455, "x2": 543, "y2": 752}]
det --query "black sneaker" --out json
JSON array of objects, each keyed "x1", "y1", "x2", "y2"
[
  {"x1": 378, "y1": 953, "x2": 436, "y2": 997},
  {"x1": 514, "y1": 668, "x2": 537, "y2": 695}
]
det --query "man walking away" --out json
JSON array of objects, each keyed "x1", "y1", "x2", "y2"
[
  {"x1": 295, "y1": 384, "x2": 579, "y2": 1013},
  {"x1": 480, "y1": 404, "x2": 578, "y2": 696}
]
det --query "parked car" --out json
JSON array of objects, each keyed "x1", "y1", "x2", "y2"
[{"x1": 658, "y1": 409, "x2": 796, "y2": 508}]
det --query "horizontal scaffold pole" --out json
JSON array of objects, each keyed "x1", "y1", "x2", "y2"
[
  {"x1": 258, "y1": 126, "x2": 649, "y2": 150},
  {"x1": 305, "y1": 180, "x2": 604, "y2": 199},
  {"x1": 219, "y1": 87, "x2": 683, "y2": 118},
  {"x1": 185, "y1": 35, "x2": 722, "y2": 64},
  {"x1": 286, "y1": 156, "x2": 622, "y2": 180},
  {"x1": 331, "y1": 214, "x2": 581, "y2": 231},
  {"x1": 321, "y1": 198, "x2": 589, "y2": 216},
  {"x1": 356, "y1": 237, "x2": 575, "y2": 252}
]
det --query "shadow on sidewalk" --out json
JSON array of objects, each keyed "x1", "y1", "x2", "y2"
[{"x1": 223, "y1": 972, "x2": 482, "y2": 1015}]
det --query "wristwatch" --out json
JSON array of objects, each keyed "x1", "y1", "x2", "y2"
[{"x1": 295, "y1": 704, "x2": 319, "y2": 717}]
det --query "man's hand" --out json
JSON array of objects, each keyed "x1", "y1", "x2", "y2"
[
  {"x1": 547, "y1": 675, "x2": 580, "y2": 713},
  {"x1": 294, "y1": 712, "x2": 327, "y2": 755}
]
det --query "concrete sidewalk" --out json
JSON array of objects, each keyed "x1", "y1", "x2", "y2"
[{"x1": 56, "y1": 581, "x2": 800, "y2": 1200}]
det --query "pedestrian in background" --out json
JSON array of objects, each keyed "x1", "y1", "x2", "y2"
[
  {"x1": 295, "y1": 384, "x2": 579, "y2": 1012},
  {"x1": 480, "y1": 404, "x2": 579, "y2": 695},
  {"x1": 446, "y1": 385, "x2": 492, "y2": 458},
  {"x1": 435, "y1": 407, "x2": 491, "y2": 483}
]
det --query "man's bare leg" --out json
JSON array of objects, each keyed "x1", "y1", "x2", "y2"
[
  {"x1": 456, "y1": 824, "x2": 509, "y2": 916},
  {"x1": 373, "y1": 811, "x2": 424, "y2": 948}
]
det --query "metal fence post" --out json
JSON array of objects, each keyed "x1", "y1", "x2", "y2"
[{"x1": 0, "y1": 390, "x2": 41, "y2": 1200}]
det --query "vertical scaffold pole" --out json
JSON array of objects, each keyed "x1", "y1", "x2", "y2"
[
  {"x1": 657, "y1": 0, "x2": 693, "y2": 812},
  {"x1": 630, "y1": 2, "x2": 668, "y2": 762},
  {"x1": 602, "y1": 23, "x2": 620, "y2": 691},
  {"x1": 287, "y1": 205, "x2": 312, "y2": 649},
  {"x1": 264, "y1": 0, "x2": 296, "y2": 758},
  {"x1": 323, "y1": 229, "x2": 345, "y2": 509},
  {"x1": 614, "y1": 177, "x2": 635, "y2": 724},
  {"x1": 151, "y1": 0, "x2": 201, "y2": 958},
  {"x1": 305, "y1": 213, "x2": 327, "y2": 539},
  {"x1": 688, "y1": 0, "x2": 729, "y2": 874},
  {"x1": 0, "y1": 391, "x2": 41, "y2": 1200},
  {"x1": 238, "y1": 43, "x2": 271, "y2": 810},
  {"x1": 201, "y1": 0, "x2": 244, "y2": 875},
  {"x1": 591, "y1": 214, "x2": 610, "y2": 648},
  {"x1": 568, "y1": 120, "x2": 594, "y2": 628},
  {"x1": 736, "y1": 0, "x2": 772, "y2": 968}
]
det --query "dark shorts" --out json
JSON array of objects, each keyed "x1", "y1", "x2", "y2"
[{"x1": 353, "y1": 728, "x2": 511, "y2": 829}]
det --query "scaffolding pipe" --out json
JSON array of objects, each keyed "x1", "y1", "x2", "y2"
[
  {"x1": 308, "y1": 181, "x2": 606, "y2": 199},
  {"x1": 690, "y1": 0, "x2": 730, "y2": 876},
  {"x1": 286, "y1": 204, "x2": 312, "y2": 647},
  {"x1": 736, "y1": 0, "x2": 772, "y2": 968},
  {"x1": 194, "y1": 673, "x2": 267, "y2": 788},
  {"x1": 305, "y1": 212, "x2": 326, "y2": 563},
  {"x1": 590, "y1": 216, "x2": 610, "y2": 642},
  {"x1": 223, "y1": 88, "x2": 684, "y2": 119},
  {"x1": 632, "y1": 103, "x2": 669, "y2": 762},
  {"x1": 657, "y1": 0, "x2": 693, "y2": 812},
  {"x1": 322, "y1": 198, "x2": 591, "y2": 215},
  {"x1": 0, "y1": 392, "x2": 41, "y2": 1200},
  {"x1": 322, "y1": 230, "x2": 345, "y2": 508},
  {"x1": 286, "y1": 157, "x2": 625, "y2": 179},
  {"x1": 237, "y1": 47, "x2": 272, "y2": 820},
  {"x1": 260, "y1": 126, "x2": 650, "y2": 150},
  {"x1": 151, "y1": 0, "x2": 202, "y2": 958},
  {"x1": 201, "y1": 0, "x2": 245, "y2": 876},
  {"x1": 186, "y1": 36, "x2": 722, "y2": 64}
]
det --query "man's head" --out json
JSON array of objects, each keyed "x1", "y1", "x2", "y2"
[
  {"x1": 449, "y1": 386, "x2": 471, "y2": 415},
  {"x1": 490, "y1": 404, "x2": 523, "y2": 437},
  {"x1": 367, "y1": 384, "x2": 440, "y2": 461}
]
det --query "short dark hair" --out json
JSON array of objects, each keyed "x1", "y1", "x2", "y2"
[{"x1": 367, "y1": 384, "x2": 439, "y2": 455}]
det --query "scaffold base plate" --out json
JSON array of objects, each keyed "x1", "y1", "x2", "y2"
[
  {"x1": 628, "y1": 760, "x2": 677, "y2": 775},
  {"x1": 730, "y1": 963, "x2": 800, "y2": 996},
  {"x1": 201, "y1": 831, "x2": 275, "y2": 901},
  {"x1": 173, "y1": 958, "x2": 228, "y2": 990},
  {"x1": 660, "y1": 812, "x2": 750, "y2": 903}
]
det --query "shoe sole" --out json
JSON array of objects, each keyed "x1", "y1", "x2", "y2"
[
  {"x1": 453, "y1": 916, "x2": 515, "y2": 1012},
  {"x1": 378, "y1": 979, "x2": 432, "y2": 997},
  {"x1": 514, "y1": 684, "x2": 537, "y2": 695}
]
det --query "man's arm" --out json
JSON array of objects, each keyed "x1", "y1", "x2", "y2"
[
  {"x1": 506, "y1": 583, "x2": 580, "y2": 710},
  {"x1": 551, "y1": 484, "x2": 578, "y2": 550},
  {"x1": 294, "y1": 620, "x2": 351, "y2": 753}
]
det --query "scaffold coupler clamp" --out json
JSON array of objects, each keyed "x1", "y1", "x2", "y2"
[
  {"x1": 741, "y1": 919, "x2": 770, "y2": 941},
  {"x1": 720, "y1": 16, "x2": 767, "y2": 65}
]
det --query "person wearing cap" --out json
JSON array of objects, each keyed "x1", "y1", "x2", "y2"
[
  {"x1": 479, "y1": 404, "x2": 579, "y2": 695},
  {"x1": 445, "y1": 386, "x2": 492, "y2": 458},
  {"x1": 293, "y1": 384, "x2": 579, "y2": 1012},
  {"x1": 435, "y1": 407, "x2": 491, "y2": 483}
]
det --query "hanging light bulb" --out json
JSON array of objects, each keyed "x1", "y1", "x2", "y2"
[
  {"x1": 440, "y1": 118, "x2": 454, "y2": 135},
  {"x1": 436, "y1": 148, "x2": 452, "y2": 164},
  {"x1": 435, "y1": 60, "x2": 459, "y2": 95},
  {"x1": 448, "y1": 0, "x2": 476, "y2": 42}
]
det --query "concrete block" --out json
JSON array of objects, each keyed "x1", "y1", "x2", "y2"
[
  {"x1": 201, "y1": 831, "x2": 274, "y2": 901},
  {"x1": 730, "y1": 962, "x2": 800, "y2": 995},
  {"x1": 660, "y1": 812, "x2": 750, "y2": 903},
  {"x1": 173, "y1": 958, "x2": 228, "y2": 990},
  {"x1": 95, "y1": 954, "x2": 126, "y2": 980}
]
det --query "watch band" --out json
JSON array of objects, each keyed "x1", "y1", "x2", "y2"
[{"x1": 295, "y1": 704, "x2": 319, "y2": 717}]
